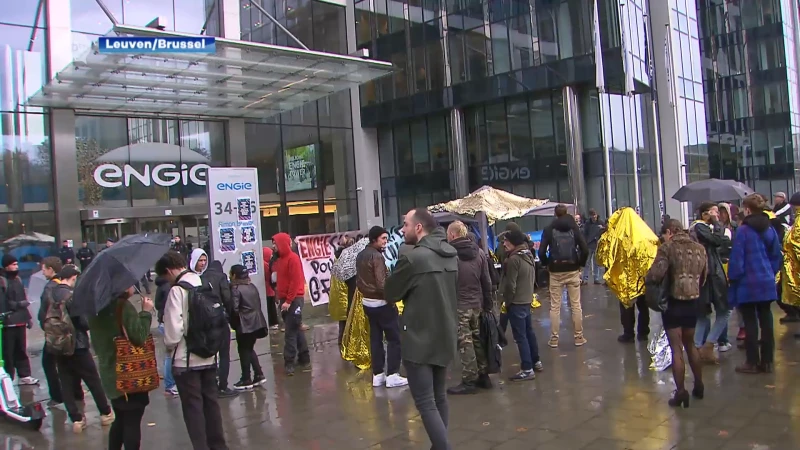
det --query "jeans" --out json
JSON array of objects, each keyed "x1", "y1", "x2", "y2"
[
  {"x1": 56, "y1": 349, "x2": 112, "y2": 423},
  {"x1": 109, "y1": 392, "x2": 149, "y2": 450},
  {"x1": 236, "y1": 332, "x2": 263, "y2": 381},
  {"x1": 694, "y1": 308, "x2": 731, "y2": 348},
  {"x1": 363, "y1": 303, "x2": 401, "y2": 376},
  {"x1": 404, "y1": 361, "x2": 451, "y2": 450},
  {"x1": 739, "y1": 301, "x2": 775, "y2": 366},
  {"x1": 282, "y1": 297, "x2": 309, "y2": 366},
  {"x1": 582, "y1": 248, "x2": 603, "y2": 282},
  {"x1": 159, "y1": 324, "x2": 175, "y2": 390},
  {"x1": 174, "y1": 368, "x2": 228, "y2": 450},
  {"x1": 507, "y1": 303, "x2": 540, "y2": 371},
  {"x1": 217, "y1": 327, "x2": 231, "y2": 390},
  {"x1": 2, "y1": 327, "x2": 31, "y2": 379},
  {"x1": 548, "y1": 270, "x2": 584, "y2": 339}
]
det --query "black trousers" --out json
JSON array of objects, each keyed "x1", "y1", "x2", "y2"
[
  {"x1": 266, "y1": 296, "x2": 280, "y2": 327},
  {"x1": 57, "y1": 349, "x2": 112, "y2": 422},
  {"x1": 740, "y1": 301, "x2": 775, "y2": 366},
  {"x1": 217, "y1": 327, "x2": 231, "y2": 391},
  {"x1": 282, "y1": 297, "x2": 309, "y2": 366},
  {"x1": 363, "y1": 303, "x2": 401, "y2": 376},
  {"x1": 619, "y1": 295, "x2": 650, "y2": 338},
  {"x1": 236, "y1": 332, "x2": 263, "y2": 381},
  {"x1": 42, "y1": 345, "x2": 64, "y2": 402},
  {"x1": 174, "y1": 368, "x2": 228, "y2": 450},
  {"x1": 109, "y1": 392, "x2": 149, "y2": 450},
  {"x1": 2, "y1": 326, "x2": 31, "y2": 379}
]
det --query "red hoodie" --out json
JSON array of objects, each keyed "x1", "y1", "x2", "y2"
[
  {"x1": 272, "y1": 233, "x2": 305, "y2": 304},
  {"x1": 262, "y1": 246, "x2": 275, "y2": 297}
]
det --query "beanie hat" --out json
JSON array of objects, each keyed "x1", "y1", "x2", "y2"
[
  {"x1": 2, "y1": 254, "x2": 18, "y2": 268},
  {"x1": 505, "y1": 230, "x2": 527, "y2": 247},
  {"x1": 505, "y1": 222, "x2": 521, "y2": 232},
  {"x1": 789, "y1": 192, "x2": 800, "y2": 207},
  {"x1": 775, "y1": 191, "x2": 787, "y2": 200}
]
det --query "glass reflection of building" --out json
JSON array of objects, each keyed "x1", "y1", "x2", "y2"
[{"x1": 357, "y1": 0, "x2": 661, "y2": 229}]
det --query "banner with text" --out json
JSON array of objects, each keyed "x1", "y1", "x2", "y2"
[{"x1": 295, "y1": 226, "x2": 404, "y2": 306}]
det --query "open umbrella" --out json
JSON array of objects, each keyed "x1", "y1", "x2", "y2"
[
  {"x1": 672, "y1": 178, "x2": 753, "y2": 204},
  {"x1": 72, "y1": 233, "x2": 172, "y2": 316},
  {"x1": 331, "y1": 237, "x2": 368, "y2": 281}
]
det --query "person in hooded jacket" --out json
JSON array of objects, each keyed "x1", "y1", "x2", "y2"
[
  {"x1": 50, "y1": 266, "x2": 115, "y2": 433},
  {"x1": 272, "y1": 232, "x2": 310, "y2": 375},
  {"x1": 539, "y1": 204, "x2": 589, "y2": 348},
  {"x1": 501, "y1": 230, "x2": 542, "y2": 382},
  {"x1": 229, "y1": 264, "x2": 268, "y2": 390},
  {"x1": 154, "y1": 274, "x2": 179, "y2": 398},
  {"x1": 728, "y1": 194, "x2": 783, "y2": 374},
  {"x1": 446, "y1": 221, "x2": 492, "y2": 395},
  {"x1": 0, "y1": 254, "x2": 37, "y2": 385},
  {"x1": 191, "y1": 249, "x2": 237, "y2": 399},
  {"x1": 689, "y1": 202, "x2": 731, "y2": 364}
]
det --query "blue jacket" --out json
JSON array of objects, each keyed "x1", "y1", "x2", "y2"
[{"x1": 727, "y1": 212, "x2": 783, "y2": 306}]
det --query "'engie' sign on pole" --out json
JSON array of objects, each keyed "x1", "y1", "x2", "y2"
[{"x1": 206, "y1": 168, "x2": 267, "y2": 304}]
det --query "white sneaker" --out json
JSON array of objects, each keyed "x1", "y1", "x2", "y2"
[
  {"x1": 385, "y1": 373, "x2": 408, "y2": 388},
  {"x1": 372, "y1": 373, "x2": 386, "y2": 387},
  {"x1": 18, "y1": 377, "x2": 39, "y2": 386},
  {"x1": 717, "y1": 343, "x2": 733, "y2": 353}
]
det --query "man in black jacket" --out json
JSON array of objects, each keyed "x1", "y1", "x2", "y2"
[
  {"x1": 76, "y1": 242, "x2": 94, "y2": 271},
  {"x1": 447, "y1": 221, "x2": 492, "y2": 395},
  {"x1": 201, "y1": 260, "x2": 237, "y2": 398},
  {"x1": 0, "y1": 254, "x2": 37, "y2": 384},
  {"x1": 539, "y1": 205, "x2": 589, "y2": 348},
  {"x1": 582, "y1": 209, "x2": 606, "y2": 284},
  {"x1": 58, "y1": 240, "x2": 75, "y2": 265},
  {"x1": 50, "y1": 266, "x2": 114, "y2": 432}
]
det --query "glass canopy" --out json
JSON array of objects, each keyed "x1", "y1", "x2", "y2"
[{"x1": 26, "y1": 24, "x2": 393, "y2": 119}]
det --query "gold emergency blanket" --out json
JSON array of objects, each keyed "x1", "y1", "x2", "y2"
[
  {"x1": 783, "y1": 211, "x2": 800, "y2": 307},
  {"x1": 428, "y1": 186, "x2": 546, "y2": 225},
  {"x1": 328, "y1": 275, "x2": 349, "y2": 322},
  {"x1": 340, "y1": 289, "x2": 404, "y2": 370},
  {"x1": 596, "y1": 207, "x2": 659, "y2": 308}
]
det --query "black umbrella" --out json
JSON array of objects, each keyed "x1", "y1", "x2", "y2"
[
  {"x1": 72, "y1": 233, "x2": 172, "y2": 316},
  {"x1": 672, "y1": 178, "x2": 754, "y2": 204}
]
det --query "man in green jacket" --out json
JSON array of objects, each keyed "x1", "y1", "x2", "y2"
[
  {"x1": 500, "y1": 230, "x2": 542, "y2": 382},
  {"x1": 385, "y1": 207, "x2": 458, "y2": 450}
]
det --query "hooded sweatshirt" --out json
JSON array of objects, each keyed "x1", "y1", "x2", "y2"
[
  {"x1": 164, "y1": 270, "x2": 216, "y2": 370},
  {"x1": 727, "y1": 212, "x2": 783, "y2": 307},
  {"x1": 202, "y1": 260, "x2": 233, "y2": 321},
  {"x1": 539, "y1": 214, "x2": 590, "y2": 272},
  {"x1": 272, "y1": 233, "x2": 305, "y2": 305},
  {"x1": 189, "y1": 248, "x2": 208, "y2": 275},
  {"x1": 262, "y1": 247, "x2": 275, "y2": 297},
  {"x1": 450, "y1": 237, "x2": 492, "y2": 310}
]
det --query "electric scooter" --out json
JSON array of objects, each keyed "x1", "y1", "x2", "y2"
[{"x1": 0, "y1": 311, "x2": 45, "y2": 430}]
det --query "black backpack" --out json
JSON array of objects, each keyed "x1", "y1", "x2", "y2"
[
  {"x1": 549, "y1": 229, "x2": 579, "y2": 265},
  {"x1": 176, "y1": 274, "x2": 228, "y2": 360}
]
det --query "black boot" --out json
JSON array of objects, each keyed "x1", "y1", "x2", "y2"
[
  {"x1": 447, "y1": 383, "x2": 477, "y2": 395},
  {"x1": 476, "y1": 374, "x2": 493, "y2": 389},
  {"x1": 617, "y1": 334, "x2": 635, "y2": 343}
]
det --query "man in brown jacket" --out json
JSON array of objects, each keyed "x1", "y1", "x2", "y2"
[{"x1": 356, "y1": 226, "x2": 408, "y2": 388}]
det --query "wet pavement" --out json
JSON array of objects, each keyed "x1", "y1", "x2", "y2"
[{"x1": 3, "y1": 284, "x2": 800, "y2": 449}]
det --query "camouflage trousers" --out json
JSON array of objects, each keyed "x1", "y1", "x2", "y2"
[{"x1": 457, "y1": 308, "x2": 487, "y2": 384}]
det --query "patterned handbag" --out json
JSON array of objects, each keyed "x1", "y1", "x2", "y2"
[{"x1": 114, "y1": 300, "x2": 159, "y2": 394}]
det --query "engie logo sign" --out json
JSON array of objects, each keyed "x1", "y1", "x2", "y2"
[
  {"x1": 93, "y1": 163, "x2": 211, "y2": 188},
  {"x1": 216, "y1": 182, "x2": 252, "y2": 191}
]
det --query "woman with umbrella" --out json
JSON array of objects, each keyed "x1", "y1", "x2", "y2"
[{"x1": 74, "y1": 234, "x2": 169, "y2": 450}]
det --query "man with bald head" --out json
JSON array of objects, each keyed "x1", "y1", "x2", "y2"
[{"x1": 386, "y1": 207, "x2": 458, "y2": 450}]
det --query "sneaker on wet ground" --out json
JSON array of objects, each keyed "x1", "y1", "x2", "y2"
[
  {"x1": 253, "y1": 374, "x2": 266, "y2": 386},
  {"x1": 372, "y1": 373, "x2": 386, "y2": 387},
  {"x1": 385, "y1": 373, "x2": 408, "y2": 388},
  {"x1": 548, "y1": 336, "x2": 559, "y2": 348},
  {"x1": 73, "y1": 419, "x2": 87, "y2": 433},
  {"x1": 717, "y1": 342, "x2": 733, "y2": 352},
  {"x1": 218, "y1": 388, "x2": 239, "y2": 398},
  {"x1": 574, "y1": 336, "x2": 587, "y2": 346},
  {"x1": 617, "y1": 334, "x2": 635, "y2": 343},
  {"x1": 100, "y1": 412, "x2": 115, "y2": 426},
  {"x1": 234, "y1": 379, "x2": 255, "y2": 390},
  {"x1": 533, "y1": 361, "x2": 544, "y2": 372},
  {"x1": 285, "y1": 365, "x2": 295, "y2": 376},
  {"x1": 18, "y1": 376, "x2": 39, "y2": 385},
  {"x1": 164, "y1": 387, "x2": 179, "y2": 397},
  {"x1": 509, "y1": 370, "x2": 535, "y2": 382}
]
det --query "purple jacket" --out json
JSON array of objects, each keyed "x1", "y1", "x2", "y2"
[{"x1": 727, "y1": 213, "x2": 782, "y2": 306}]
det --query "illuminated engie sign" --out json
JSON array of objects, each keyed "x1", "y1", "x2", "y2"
[{"x1": 93, "y1": 163, "x2": 211, "y2": 188}]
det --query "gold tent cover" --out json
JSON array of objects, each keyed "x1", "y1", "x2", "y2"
[
  {"x1": 783, "y1": 212, "x2": 800, "y2": 307},
  {"x1": 596, "y1": 207, "x2": 659, "y2": 307},
  {"x1": 428, "y1": 186, "x2": 547, "y2": 225}
]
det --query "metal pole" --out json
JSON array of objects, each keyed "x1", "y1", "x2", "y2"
[
  {"x1": 248, "y1": 0, "x2": 310, "y2": 51},
  {"x1": 93, "y1": 0, "x2": 120, "y2": 25}
]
